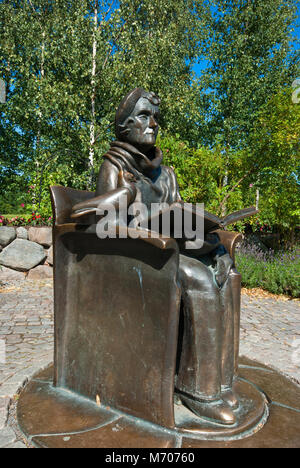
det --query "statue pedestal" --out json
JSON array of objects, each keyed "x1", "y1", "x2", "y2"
[{"x1": 16, "y1": 358, "x2": 300, "y2": 448}]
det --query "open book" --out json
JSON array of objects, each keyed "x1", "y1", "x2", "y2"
[
  {"x1": 71, "y1": 194, "x2": 258, "y2": 236},
  {"x1": 201, "y1": 206, "x2": 258, "y2": 233},
  {"x1": 145, "y1": 202, "x2": 258, "y2": 236}
]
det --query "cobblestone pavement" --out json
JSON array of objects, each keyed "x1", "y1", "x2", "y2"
[
  {"x1": 240, "y1": 292, "x2": 300, "y2": 384},
  {"x1": 0, "y1": 278, "x2": 299, "y2": 448}
]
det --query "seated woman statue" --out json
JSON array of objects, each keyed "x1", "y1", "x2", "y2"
[{"x1": 72, "y1": 88, "x2": 241, "y2": 426}]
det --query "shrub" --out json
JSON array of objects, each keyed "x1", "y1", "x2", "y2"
[
  {"x1": 235, "y1": 241, "x2": 300, "y2": 298},
  {"x1": 0, "y1": 214, "x2": 53, "y2": 227}
]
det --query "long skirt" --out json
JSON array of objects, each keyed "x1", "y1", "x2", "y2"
[{"x1": 176, "y1": 254, "x2": 241, "y2": 401}]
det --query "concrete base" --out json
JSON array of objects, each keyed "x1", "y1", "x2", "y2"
[{"x1": 16, "y1": 358, "x2": 300, "y2": 448}]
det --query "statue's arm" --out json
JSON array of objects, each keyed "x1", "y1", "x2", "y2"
[
  {"x1": 167, "y1": 166, "x2": 182, "y2": 202},
  {"x1": 208, "y1": 231, "x2": 244, "y2": 286},
  {"x1": 71, "y1": 160, "x2": 136, "y2": 218},
  {"x1": 96, "y1": 159, "x2": 119, "y2": 195}
]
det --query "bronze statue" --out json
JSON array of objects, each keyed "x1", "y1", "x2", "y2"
[
  {"x1": 15, "y1": 88, "x2": 271, "y2": 446},
  {"x1": 71, "y1": 88, "x2": 242, "y2": 425}
]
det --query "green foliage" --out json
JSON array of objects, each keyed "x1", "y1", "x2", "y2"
[
  {"x1": 236, "y1": 243, "x2": 300, "y2": 298},
  {"x1": 159, "y1": 133, "x2": 225, "y2": 208},
  {"x1": 0, "y1": 213, "x2": 52, "y2": 226},
  {"x1": 159, "y1": 120, "x2": 299, "y2": 238},
  {"x1": 197, "y1": 0, "x2": 299, "y2": 216},
  {"x1": 0, "y1": 0, "x2": 209, "y2": 213},
  {"x1": 200, "y1": 0, "x2": 299, "y2": 149},
  {"x1": 0, "y1": 0, "x2": 298, "y2": 241},
  {"x1": 246, "y1": 86, "x2": 300, "y2": 234}
]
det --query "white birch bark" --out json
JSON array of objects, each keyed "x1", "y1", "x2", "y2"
[
  {"x1": 256, "y1": 189, "x2": 260, "y2": 211},
  {"x1": 34, "y1": 29, "x2": 45, "y2": 209},
  {"x1": 88, "y1": 0, "x2": 98, "y2": 188}
]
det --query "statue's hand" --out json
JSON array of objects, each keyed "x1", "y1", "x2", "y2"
[
  {"x1": 116, "y1": 170, "x2": 137, "y2": 201},
  {"x1": 215, "y1": 253, "x2": 233, "y2": 288},
  {"x1": 118, "y1": 170, "x2": 136, "y2": 189}
]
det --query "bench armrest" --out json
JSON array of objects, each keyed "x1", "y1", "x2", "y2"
[{"x1": 214, "y1": 230, "x2": 242, "y2": 264}]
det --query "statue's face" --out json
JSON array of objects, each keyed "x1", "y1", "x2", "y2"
[{"x1": 123, "y1": 97, "x2": 159, "y2": 152}]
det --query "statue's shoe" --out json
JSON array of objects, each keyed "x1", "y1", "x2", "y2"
[
  {"x1": 221, "y1": 388, "x2": 239, "y2": 410},
  {"x1": 180, "y1": 395, "x2": 236, "y2": 426}
]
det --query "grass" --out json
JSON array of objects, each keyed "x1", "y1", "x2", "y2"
[{"x1": 2, "y1": 214, "x2": 32, "y2": 220}]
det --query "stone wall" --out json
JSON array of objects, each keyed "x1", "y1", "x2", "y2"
[{"x1": 0, "y1": 226, "x2": 53, "y2": 281}]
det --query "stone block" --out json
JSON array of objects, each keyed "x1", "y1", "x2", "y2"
[
  {"x1": 0, "y1": 239, "x2": 46, "y2": 271},
  {"x1": 0, "y1": 266, "x2": 26, "y2": 281},
  {"x1": 28, "y1": 227, "x2": 52, "y2": 247},
  {"x1": 27, "y1": 265, "x2": 53, "y2": 280},
  {"x1": 16, "y1": 227, "x2": 28, "y2": 240},
  {"x1": 0, "y1": 227, "x2": 16, "y2": 247},
  {"x1": 46, "y1": 245, "x2": 53, "y2": 266}
]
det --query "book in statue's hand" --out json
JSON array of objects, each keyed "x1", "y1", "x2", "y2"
[
  {"x1": 71, "y1": 194, "x2": 258, "y2": 237},
  {"x1": 202, "y1": 206, "x2": 259, "y2": 233},
  {"x1": 146, "y1": 202, "x2": 258, "y2": 236}
]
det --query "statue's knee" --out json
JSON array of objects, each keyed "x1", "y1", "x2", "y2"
[
  {"x1": 229, "y1": 268, "x2": 241, "y2": 286},
  {"x1": 179, "y1": 258, "x2": 217, "y2": 294}
]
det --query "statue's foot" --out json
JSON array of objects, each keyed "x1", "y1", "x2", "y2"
[
  {"x1": 180, "y1": 395, "x2": 236, "y2": 426},
  {"x1": 221, "y1": 388, "x2": 239, "y2": 410}
]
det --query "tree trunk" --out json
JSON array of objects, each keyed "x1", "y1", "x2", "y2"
[
  {"x1": 35, "y1": 29, "x2": 46, "y2": 210},
  {"x1": 256, "y1": 189, "x2": 260, "y2": 211},
  {"x1": 88, "y1": 0, "x2": 98, "y2": 190}
]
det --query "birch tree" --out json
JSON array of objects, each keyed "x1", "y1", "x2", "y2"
[{"x1": 199, "y1": 0, "x2": 299, "y2": 214}]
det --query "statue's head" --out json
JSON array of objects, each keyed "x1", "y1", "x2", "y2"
[{"x1": 115, "y1": 88, "x2": 160, "y2": 153}]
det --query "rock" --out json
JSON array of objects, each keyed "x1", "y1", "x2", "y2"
[
  {"x1": 0, "y1": 227, "x2": 16, "y2": 247},
  {"x1": 46, "y1": 246, "x2": 53, "y2": 266},
  {"x1": 28, "y1": 227, "x2": 52, "y2": 247},
  {"x1": 16, "y1": 227, "x2": 28, "y2": 240},
  {"x1": 0, "y1": 239, "x2": 47, "y2": 271},
  {"x1": 0, "y1": 266, "x2": 26, "y2": 281},
  {"x1": 27, "y1": 265, "x2": 53, "y2": 280}
]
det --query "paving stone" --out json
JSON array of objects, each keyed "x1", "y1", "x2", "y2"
[
  {"x1": 4, "y1": 441, "x2": 27, "y2": 448},
  {"x1": 0, "y1": 384, "x2": 20, "y2": 397},
  {"x1": 27, "y1": 265, "x2": 53, "y2": 280},
  {"x1": 0, "y1": 397, "x2": 10, "y2": 411},
  {"x1": 0, "y1": 276, "x2": 299, "y2": 447},
  {"x1": 5, "y1": 371, "x2": 29, "y2": 386},
  {"x1": 0, "y1": 427, "x2": 16, "y2": 447},
  {"x1": 0, "y1": 329, "x2": 12, "y2": 335},
  {"x1": 0, "y1": 409, "x2": 7, "y2": 429}
]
